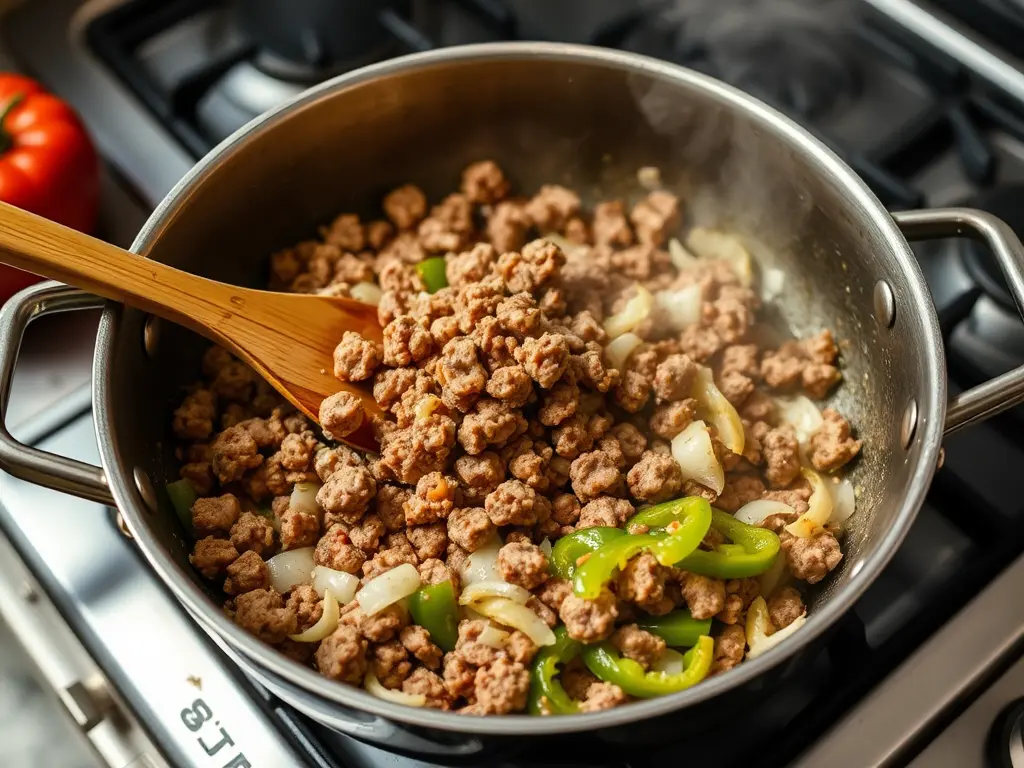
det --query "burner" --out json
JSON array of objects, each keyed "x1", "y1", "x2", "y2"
[
  {"x1": 236, "y1": 0, "x2": 412, "y2": 81},
  {"x1": 717, "y1": 29, "x2": 862, "y2": 119},
  {"x1": 959, "y1": 185, "x2": 1024, "y2": 313}
]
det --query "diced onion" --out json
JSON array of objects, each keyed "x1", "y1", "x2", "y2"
[
  {"x1": 761, "y1": 268, "x2": 786, "y2": 301},
  {"x1": 655, "y1": 283, "x2": 703, "y2": 331},
  {"x1": 290, "y1": 481, "x2": 322, "y2": 518},
  {"x1": 784, "y1": 468, "x2": 834, "y2": 538},
  {"x1": 692, "y1": 367, "x2": 745, "y2": 455},
  {"x1": 311, "y1": 566, "x2": 359, "y2": 604},
  {"x1": 542, "y1": 233, "x2": 587, "y2": 257},
  {"x1": 266, "y1": 547, "x2": 315, "y2": 593},
  {"x1": 745, "y1": 596, "x2": 807, "y2": 660},
  {"x1": 651, "y1": 648, "x2": 686, "y2": 676},
  {"x1": 671, "y1": 420, "x2": 725, "y2": 495},
  {"x1": 637, "y1": 165, "x2": 662, "y2": 190},
  {"x1": 288, "y1": 589, "x2": 340, "y2": 642},
  {"x1": 414, "y1": 394, "x2": 444, "y2": 422},
  {"x1": 460, "y1": 536, "x2": 503, "y2": 586},
  {"x1": 356, "y1": 563, "x2": 420, "y2": 616},
  {"x1": 477, "y1": 624, "x2": 511, "y2": 649},
  {"x1": 828, "y1": 477, "x2": 856, "y2": 527},
  {"x1": 603, "y1": 284, "x2": 654, "y2": 339},
  {"x1": 734, "y1": 499, "x2": 796, "y2": 526},
  {"x1": 775, "y1": 395, "x2": 824, "y2": 449},
  {"x1": 605, "y1": 332, "x2": 643, "y2": 370},
  {"x1": 469, "y1": 597, "x2": 556, "y2": 646},
  {"x1": 539, "y1": 538, "x2": 553, "y2": 557},
  {"x1": 459, "y1": 580, "x2": 531, "y2": 606},
  {"x1": 364, "y1": 671, "x2": 426, "y2": 707},
  {"x1": 686, "y1": 228, "x2": 754, "y2": 287},
  {"x1": 350, "y1": 281, "x2": 383, "y2": 305},
  {"x1": 668, "y1": 237, "x2": 700, "y2": 270}
]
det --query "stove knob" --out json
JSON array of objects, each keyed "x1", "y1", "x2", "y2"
[{"x1": 988, "y1": 698, "x2": 1024, "y2": 768}]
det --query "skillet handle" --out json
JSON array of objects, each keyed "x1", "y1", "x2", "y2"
[
  {"x1": 893, "y1": 207, "x2": 1024, "y2": 435},
  {"x1": 0, "y1": 282, "x2": 114, "y2": 504}
]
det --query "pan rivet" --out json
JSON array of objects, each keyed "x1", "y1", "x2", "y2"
[
  {"x1": 900, "y1": 399, "x2": 918, "y2": 448},
  {"x1": 143, "y1": 315, "x2": 161, "y2": 359},
  {"x1": 133, "y1": 467, "x2": 158, "y2": 513},
  {"x1": 873, "y1": 280, "x2": 895, "y2": 328},
  {"x1": 937, "y1": 446, "x2": 945, "y2": 469},
  {"x1": 116, "y1": 513, "x2": 133, "y2": 539}
]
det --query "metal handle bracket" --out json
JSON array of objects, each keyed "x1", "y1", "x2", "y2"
[
  {"x1": 894, "y1": 207, "x2": 1024, "y2": 435},
  {"x1": 0, "y1": 282, "x2": 114, "y2": 504}
]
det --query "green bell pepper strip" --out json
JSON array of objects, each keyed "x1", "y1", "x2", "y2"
[
  {"x1": 166, "y1": 479, "x2": 198, "y2": 531},
  {"x1": 407, "y1": 580, "x2": 459, "y2": 651},
  {"x1": 581, "y1": 634, "x2": 715, "y2": 698},
  {"x1": 528, "y1": 626, "x2": 582, "y2": 715},
  {"x1": 573, "y1": 498, "x2": 712, "y2": 599},
  {"x1": 550, "y1": 527, "x2": 626, "y2": 580},
  {"x1": 415, "y1": 257, "x2": 448, "y2": 293},
  {"x1": 635, "y1": 609, "x2": 712, "y2": 648},
  {"x1": 678, "y1": 509, "x2": 781, "y2": 579}
]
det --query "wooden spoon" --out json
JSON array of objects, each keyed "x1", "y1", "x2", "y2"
[{"x1": 0, "y1": 201, "x2": 383, "y2": 451}]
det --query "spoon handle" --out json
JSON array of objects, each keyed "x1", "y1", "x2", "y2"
[{"x1": 0, "y1": 200, "x2": 233, "y2": 335}]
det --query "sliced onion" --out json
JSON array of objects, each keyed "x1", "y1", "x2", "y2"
[
  {"x1": 350, "y1": 281, "x2": 383, "y2": 305},
  {"x1": 288, "y1": 589, "x2": 339, "y2": 642},
  {"x1": 460, "y1": 535, "x2": 503, "y2": 586},
  {"x1": 655, "y1": 283, "x2": 703, "y2": 331},
  {"x1": 290, "y1": 481, "x2": 322, "y2": 518},
  {"x1": 266, "y1": 547, "x2": 315, "y2": 593},
  {"x1": 651, "y1": 648, "x2": 686, "y2": 675},
  {"x1": 734, "y1": 499, "x2": 796, "y2": 526},
  {"x1": 470, "y1": 597, "x2": 556, "y2": 646},
  {"x1": 827, "y1": 477, "x2": 856, "y2": 527},
  {"x1": 364, "y1": 671, "x2": 426, "y2": 707},
  {"x1": 605, "y1": 332, "x2": 643, "y2": 370},
  {"x1": 603, "y1": 284, "x2": 654, "y2": 339},
  {"x1": 761, "y1": 267, "x2": 786, "y2": 301},
  {"x1": 745, "y1": 596, "x2": 807, "y2": 660},
  {"x1": 692, "y1": 367, "x2": 745, "y2": 455},
  {"x1": 685, "y1": 228, "x2": 753, "y2": 287},
  {"x1": 539, "y1": 538, "x2": 553, "y2": 557},
  {"x1": 356, "y1": 562, "x2": 420, "y2": 616},
  {"x1": 459, "y1": 580, "x2": 531, "y2": 606},
  {"x1": 775, "y1": 395, "x2": 824, "y2": 449},
  {"x1": 757, "y1": 551, "x2": 790, "y2": 598},
  {"x1": 668, "y1": 237, "x2": 699, "y2": 270},
  {"x1": 477, "y1": 624, "x2": 511, "y2": 649},
  {"x1": 785, "y1": 468, "x2": 833, "y2": 539},
  {"x1": 311, "y1": 566, "x2": 359, "y2": 604},
  {"x1": 671, "y1": 420, "x2": 724, "y2": 495},
  {"x1": 637, "y1": 165, "x2": 662, "y2": 190}
]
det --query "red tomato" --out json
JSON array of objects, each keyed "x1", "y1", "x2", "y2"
[{"x1": 0, "y1": 74, "x2": 99, "y2": 302}]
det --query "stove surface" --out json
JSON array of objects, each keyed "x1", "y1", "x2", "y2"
[{"x1": 2, "y1": 0, "x2": 1024, "y2": 766}]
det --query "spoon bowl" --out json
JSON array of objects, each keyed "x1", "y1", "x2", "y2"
[{"x1": 0, "y1": 200, "x2": 383, "y2": 451}]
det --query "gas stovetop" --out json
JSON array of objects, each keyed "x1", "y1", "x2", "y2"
[{"x1": 1, "y1": 1, "x2": 1024, "y2": 767}]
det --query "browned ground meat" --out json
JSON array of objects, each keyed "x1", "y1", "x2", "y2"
[{"x1": 172, "y1": 160, "x2": 862, "y2": 716}]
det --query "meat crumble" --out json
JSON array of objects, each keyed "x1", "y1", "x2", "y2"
[{"x1": 171, "y1": 160, "x2": 862, "y2": 717}]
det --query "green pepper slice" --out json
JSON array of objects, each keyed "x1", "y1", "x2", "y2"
[
  {"x1": 407, "y1": 580, "x2": 459, "y2": 651},
  {"x1": 581, "y1": 634, "x2": 714, "y2": 698},
  {"x1": 166, "y1": 479, "x2": 198, "y2": 532},
  {"x1": 415, "y1": 257, "x2": 448, "y2": 293},
  {"x1": 636, "y1": 609, "x2": 712, "y2": 648},
  {"x1": 528, "y1": 626, "x2": 581, "y2": 715},
  {"x1": 550, "y1": 527, "x2": 626, "y2": 580},
  {"x1": 679, "y1": 509, "x2": 781, "y2": 579},
  {"x1": 573, "y1": 498, "x2": 712, "y2": 599}
]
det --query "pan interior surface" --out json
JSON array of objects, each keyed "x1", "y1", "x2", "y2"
[{"x1": 95, "y1": 44, "x2": 943, "y2": 734}]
